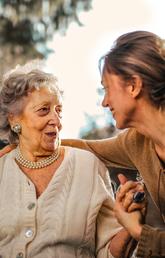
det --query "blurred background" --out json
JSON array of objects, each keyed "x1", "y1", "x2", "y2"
[{"x1": 0, "y1": 0, "x2": 165, "y2": 141}]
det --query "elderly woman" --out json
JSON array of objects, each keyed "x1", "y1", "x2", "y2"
[
  {"x1": 61, "y1": 31, "x2": 165, "y2": 258},
  {"x1": 0, "y1": 63, "x2": 138, "y2": 258}
]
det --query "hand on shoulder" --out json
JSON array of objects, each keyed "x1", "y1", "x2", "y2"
[{"x1": 0, "y1": 144, "x2": 16, "y2": 157}]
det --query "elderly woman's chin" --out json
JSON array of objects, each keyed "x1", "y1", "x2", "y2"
[
  {"x1": 40, "y1": 133, "x2": 59, "y2": 151},
  {"x1": 42, "y1": 139, "x2": 59, "y2": 153},
  {"x1": 41, "y1": 142, "x2": 57, "y2": 153}
]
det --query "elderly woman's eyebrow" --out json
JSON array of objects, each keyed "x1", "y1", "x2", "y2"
[{"x1": 32, "y1": 102, "x2": 50, "y2": 109}]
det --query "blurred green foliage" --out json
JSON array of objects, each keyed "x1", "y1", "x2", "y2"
[{"x1": 0, "y1": 0, "x2": 92, "y2": 76}]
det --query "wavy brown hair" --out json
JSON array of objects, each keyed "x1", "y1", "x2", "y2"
[{"x1": 100, "y1": 31, "x2": 165, "y2": 108}]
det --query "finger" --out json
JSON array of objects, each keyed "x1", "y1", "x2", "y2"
[
  {"x1": 125, "y1": 190, "x2": 146, "y2": 212},
  {"x1": 118, "y1": 181, "x2": 137, "y2": 199},
  {"x1": 115, "y1": 191, "x2": 124, "y2": 203},
  {"x1": 113, "y1": 201, "x2": 125, "y2": 214},
  {"x1": 135, "y1": 183, "x2": 144, "y2": 192},
  {"x1": 133, "y1": 191, "x2": 145, "y2": 204},
  {"x1": 127, "y1": 202, "x2": 146, "y2": 213},
  {"x1": 118, "y1": 174, "x2": 128, "y2": 185},
  {"x1": 122, "y1": 191, "x2": 134, "y2": 210},
  {"x1": 141, "y1": 207, "x2": 146, "y2": 216}
]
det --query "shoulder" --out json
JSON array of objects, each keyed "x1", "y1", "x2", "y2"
[
  {"x1": 0, "y1": 153, "x2": 7, "y2": 167},
  {"x1": 0, "y1": 149, "x2": 15, "y2": 168},
  {"x1": 116, "y1": 129, "x2": 153, "y2": 167},
  {"x1": 117, "y1": 128, "x2": 142, "y2": 140},
  {"x1": 66, "y1": 146, "x2": 107, "y2": 174},
  {"x1": 117, "y1": 128, "x2": 150, "y2": 148},
  {"x1": 68, "y1": 146, "x2": 100, "y2": 161},
  {"x1": 0, "y1": 153, "x2": 8, "y2": 181},
  {"x1": 70, "y1": 147, "x2": 103, "y2": 164}
]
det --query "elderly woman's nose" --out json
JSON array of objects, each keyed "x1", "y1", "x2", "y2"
[{"x1": 49, "y1": 110, "x2": 61, "y2": 123}]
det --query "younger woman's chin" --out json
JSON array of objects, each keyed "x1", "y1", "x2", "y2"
[{"x1": 115, "y1": 119, "x2": 129, "y2": 130}]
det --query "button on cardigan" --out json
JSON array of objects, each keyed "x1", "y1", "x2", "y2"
[{"x1": 0, "y1": 147, "x2": 121, "y2": 258}]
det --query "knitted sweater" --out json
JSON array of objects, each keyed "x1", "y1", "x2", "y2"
[
  {"x1": 0, "y1": 147, "x2": 121, "y2": 258},
  {"x1": 62, "y1": 129, "x2": 165, "y2": 258}
]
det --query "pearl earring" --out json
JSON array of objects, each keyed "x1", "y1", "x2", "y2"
[{"x1": 11, "y1": 123, "x2": 21, "y2": 134}]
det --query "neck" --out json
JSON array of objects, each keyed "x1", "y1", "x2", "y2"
[
  {"x1": 18, "y1": 140, "x2": 59, "y2": 162},
  {"x1": 15, "y1": 146, "x2": 60, "y2": 169},
  {"x1": 128, "y1": 104, "x2": 165, "y2": 149}
]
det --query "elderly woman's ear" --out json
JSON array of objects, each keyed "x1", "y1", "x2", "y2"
[
  {"x1": 8, "y1": 113, "x2": 16, "y2": 125},
  {"x1": 8, "y1": 113, "x2": 21, "y2": 133}
]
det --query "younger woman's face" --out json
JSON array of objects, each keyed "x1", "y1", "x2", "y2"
[
  {"x1": 12, "y1": 87, "x2": 63, "y2": 155},
  {"x1": 101, "y1": 69, "x2": 137, "y2": 129}
]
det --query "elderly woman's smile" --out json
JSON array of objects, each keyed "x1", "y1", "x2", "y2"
[
  {"x1": 45, "y1": 131, "x2": 58, "y2": 137},
  {"x1": 10, "y1": 87, "x2": 63, "y2": 159}
]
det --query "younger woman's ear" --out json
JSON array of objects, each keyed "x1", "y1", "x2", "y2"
[{"x1": 130, "y1": 75, "x2": 143, "y2": 98}]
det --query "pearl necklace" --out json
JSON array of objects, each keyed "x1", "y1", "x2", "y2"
[{"x1": 15, "y1": 147, "x2": 60, "y2": 169}]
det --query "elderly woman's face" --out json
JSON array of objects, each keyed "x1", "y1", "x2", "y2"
[{"x1": 14, "y1": 87, "x2": 62, "y2": 153}]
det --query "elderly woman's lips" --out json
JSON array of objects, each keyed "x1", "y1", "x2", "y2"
[{"x1": 45, "y1": 132, "x2": 57, "y2": 137}]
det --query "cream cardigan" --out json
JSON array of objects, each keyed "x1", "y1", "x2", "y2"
[{"x1": 0, "y1": 147, "x2": 121, "y2": 258}]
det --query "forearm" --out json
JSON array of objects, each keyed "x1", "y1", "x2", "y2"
[
  {"x1": 109, "y1": 228, "x2": 136, "y2": 258},
  {"x1": 62, "y1": 131, "x2": 136, "y2": 169},
  {"x1": 62, "y1": 138, "x2": 90, "y2": 150},
  {"x1": 62, "y1": 138, "x2": 113, "y2": 166},
  {"x1": 136, "y1": 224, "x2": 165, "y2": 258},
  {"x1": 122, "y1": 217, "x2": 142, "y2": 241}
]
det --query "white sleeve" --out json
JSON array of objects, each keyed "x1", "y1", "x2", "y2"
[{"x1": 96, "y1": 163, "x2": 122, "y2": 258}]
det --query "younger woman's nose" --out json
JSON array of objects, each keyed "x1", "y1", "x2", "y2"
[{"x1": 102, "y1": 96, "x2": 108, "y2": 107}]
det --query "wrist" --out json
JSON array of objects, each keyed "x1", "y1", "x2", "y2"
[{"x1": 131, "y1": 224, "x2": 142, "y2": 241}]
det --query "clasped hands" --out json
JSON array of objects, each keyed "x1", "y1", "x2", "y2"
[{"x1": 113, "y1": 174, "x2": 146, "y2": 241}]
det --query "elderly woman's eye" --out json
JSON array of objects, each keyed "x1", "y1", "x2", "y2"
[
  {"x1": 56, "y1": 107, "x2": 62, "y2": 118},
  {"x1": 41, "y1": 107, "x2": 49, "y2": 111},
  {"x1": 38, "y1": 107, "x2": 49, "y2": 115}
]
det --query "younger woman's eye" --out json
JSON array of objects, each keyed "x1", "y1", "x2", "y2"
[
  {"x1": 100, "y1": 86, "x2": 108, "y2": 93},
  {"x1": 103, "y1": 87, "x2": 109, "y2": 94}
]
